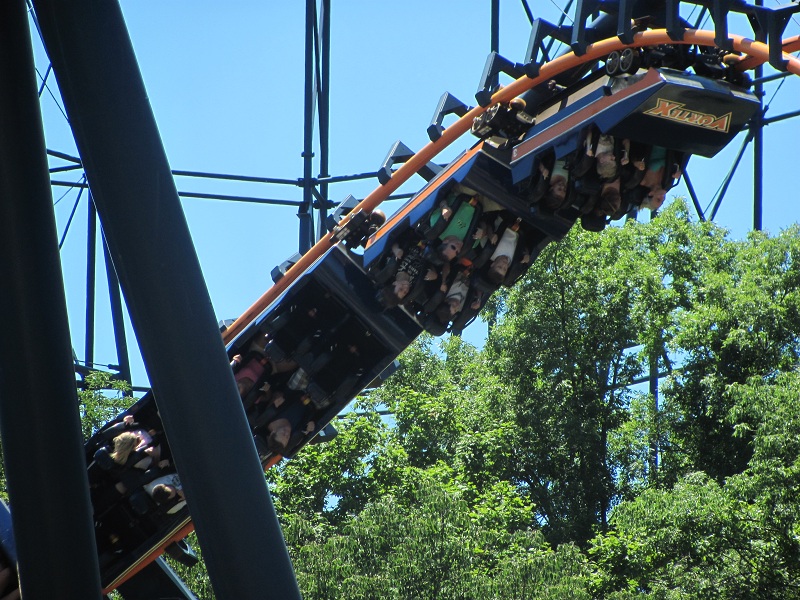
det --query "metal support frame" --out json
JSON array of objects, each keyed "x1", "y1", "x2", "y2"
[
  {"x1": 47, "y1": 0, "x2": 338, "y2": 385},
  {"x1": 753, "y1": 0, "x2": 764, "y2": 231},
  {"x1": 300, "y1": 0, "x2": 317, "y2": 253},
  {"x1": 649, "y1": 353, "x2": 660, "y2": 482},
  {"x1": 491, "y1": 0, "x2": 500, "y2": 77},
  {"x1": 0, "y1": 1, "x2": 103, "y2": 597},
  {"x1": 102, "y1": 234, "x2": 132, "y2": 383},
  {"x1": 317, "y1": 0, "x2": 332, "y2": 241},
  {"x1": 555, "y1": 0, "x2": 798, "y2": 227},
  {"x1": 681, "y1": 170, "x2": 706, "y2": 221},
  {"x1": 85, "y1": 197, "x2": 97, "y2": 366},
  {"x1": 30, "y1": 0, "x2": 302, "y2": 598}
]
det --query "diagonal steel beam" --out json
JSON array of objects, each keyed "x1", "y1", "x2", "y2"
[
  {"x1": 0, "y1": 1, "x2": 102, "y2": 597},
  {"x1": 30, "y1": 0, "x2": 301, "y2": 596}
]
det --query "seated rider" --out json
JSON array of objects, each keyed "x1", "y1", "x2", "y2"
[
  {"x1": 379, "y1": 240, "x2": 440, "y2": 308},
  {"x1": 584, "y1": 127, "x2": 630, "y2": 183},
  {"x1": 423, "y1": 267, "x2": 480, "y2": 335},
  {"x1": 94, "y1": 414, "x2": 165, "y2": 475},
  {"x1": 97, "y1": 413, "x2": 158, "y2": 453},
  {"x1": 231, "y1": 333, "x2": 299, "y2": 399},
  {"x1": 638, "y1": 146, "x2": 682, "y2": 212},
  {"x1": 482, "y1": 216, "x2": 522, "y2": 285},
  {"x1": 539, "y1": 157, "x2": 570, "y2": 211},
  {"x1": 580, "y1": 179, "x2": 622, "y2": 232},
  {"x1": 620, "y1": 140, "x2": 648, "y2": 192},
  {"x1": 256, "y1": 393, "x2": 317, "y2": 456},
  {"x1": 142, "y1": 471, "x2": 186, "y2": 515},
  {"x1": 419, "y1": 186, "x2": 483, "y2": 264},
  {"x1": 526, "y1": 157, "x2": 551, "y2": 206}
]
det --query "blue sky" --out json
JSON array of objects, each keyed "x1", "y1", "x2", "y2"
[{"x1": 30, "y1": 1, "x2": 800, "y2": 388}]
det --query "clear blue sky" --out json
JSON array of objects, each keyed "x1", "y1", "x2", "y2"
[{"x1": 30, "y1": 1, "x2": 800, "y2": 388}]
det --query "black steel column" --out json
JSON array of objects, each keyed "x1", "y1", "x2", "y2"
[
  {"x1": 300, "y1": 0, "x2": 317, "y2": 252},
  {"x1": 648, "y1": 353, "x2": 659, "y2": 483},
  {"x1": 85, "y1": 197, "x2": 97, "y2": 366},
  {"x1": 753, "y1": 0, "x2": 764, "y2": 232},
  {"x1": 491, "y1": 0, "x2": 500, "y2": 54},
  {"x1": 102, "y1": 238, "x2": 131, "y2": 383},
  {"x1": 753, "y1": 78, "x2": 763, "y2": 231},
  {"x1": 490, "y1": 0, "x2": 500, "y2": 89},
  {"x1": 30, "y1": 0, "x2": 301, "y2": 597},
  {"x1": 0, "y1": 1, "x2": 103, "y2": 597},
  {"x1": 316, "y1": 0, "x2": 331, "y2": 242}
]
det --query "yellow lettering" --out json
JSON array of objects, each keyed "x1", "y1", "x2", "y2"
[
  {"x1": 708, "y1": 113, "x2": 731, "y2": 132},
  {"x1": 644, "y1": 99, "x2": 683, "y2": 117},
  {"x1": 645, "y1": 98, "x2": 731, "y2": 133}
]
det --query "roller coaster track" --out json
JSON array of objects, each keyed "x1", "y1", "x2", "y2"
[
  {"x1": 118, "y1": 28, "x2": 800, "y2": 594},
  {"x1": 221, "y1": 29, "x2": 800, "y2": 349},
  {"x1": 107, "y1": 24, "x2": 800, "y2": 594}
]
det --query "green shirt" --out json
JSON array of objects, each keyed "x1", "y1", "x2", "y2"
[{"x1": 430, "y1": 201, "x2": 476, "y2": 242}]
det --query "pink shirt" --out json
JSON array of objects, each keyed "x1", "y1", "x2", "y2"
[{"x1": 235, "y1": 357, "x2": 267, "y2": 383}]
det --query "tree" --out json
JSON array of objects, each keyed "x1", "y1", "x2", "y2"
[
  {"x1": 664, "y1": 225, "x2": 800, "y2": 481},
  {"x1": 268, "y1": 396, "x2": 388, "y2": 525},
  {"x1": 589, "y1": 373, "x2": 800, "y2": 598},
  {"x1": 286, "y1": 477, "x2": 589, "y2": 600},
  {"x1": 484, "y1": 215, "x2": 655, "y2": 544}
]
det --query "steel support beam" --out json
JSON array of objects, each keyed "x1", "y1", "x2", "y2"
[
  {"x1": 649, "y1": 353, "x2": 659, "y2": 482},
  {"x1": 753, "y1": 0, "x2": 764, "y2": 231},
  {"x1": 102, "y1": 238, "x2": 132, "y2": 383},
  {"x1": 317, "y1": 0, "x2": 332, "y2": 242},
  {"x1": 85, "y1": 197, "x2": 97, "y2": 366},
  {"x1": 681, "y1": 170, "x2": 706, "y2": 221},
  {"x1": 30, "y1": 0, "x2": 301, "y2": 597},
  {"x1": 300, "y1": 0, "x2": 317, "y2": 253},
  {"x1": 0, "y1": 1, "x2": 103, "y2": 597},
  {"x1": 491, "y1": 0, "x2": 500, "y2": 56}
]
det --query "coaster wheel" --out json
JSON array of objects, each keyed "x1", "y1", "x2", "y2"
[
  {"x1": 619, "y1": 48, "x2": 641, "y2": 74},
  {"x1": 605, "y1": 50, "x2": 621, "y2": 76},
  {"x1": 471, "y1": 103, "x2": 501, "y2": 137}
]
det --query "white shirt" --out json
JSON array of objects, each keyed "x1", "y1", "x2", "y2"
[
  {"x1": 143, "y1": 473, "x2": 186, "y2": 514},
  {"x1": 490, "y1": 227, "x2": 519, "y2": 261}
]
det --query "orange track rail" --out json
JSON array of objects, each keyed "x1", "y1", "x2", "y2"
[
  {"x1": 109, "y1": 29, "x2": 800, "y2": 593},
  {"x1": 735, "y1": 34, "x2": 800, "y2": 71}
]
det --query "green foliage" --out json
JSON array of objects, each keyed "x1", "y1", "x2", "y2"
[
  {"x1": 78, "y1": 371, "x2": 136, "y2": 438},
  {"x1": 286, "y1": 478, "x2": 590, "y2": 600},
  {"x1": 272, "y1": 209, "x2": 800, "y2": 598},
  {"x1": 268, "y1": 395, "x2": 388, "y2": 524},
  {"x1": 484, "y1": 215, "x2": 668, "y2": 544},
  {"x1": 588, "y1": 373, "x2": 800, "y2": 598},
  {"x1": 590, "y1": 473, "x2": 756, "y2": 598},
  {"x1": 608, "y1": 390, "x2": 662, "y2": 500},
  {"x1": 663, "y1": 224, "x2": 800, "y2": 481},
  {"x1": 163, "y1": 533, "x2": 215, "y2": 599}
]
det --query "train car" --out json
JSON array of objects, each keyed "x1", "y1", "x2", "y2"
[
  {"x1": 509, "y1": 64, "x2": 758, "y2": 184},
  {"x1": 87, "y1": 244, "x2": 420, "y2": 590},
  {"x1": 361, "y1": 57, "x2": 758, "y2": 335},
  {"x1": 83, "y1": 45, "x2": 760, "y2": 593}
]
